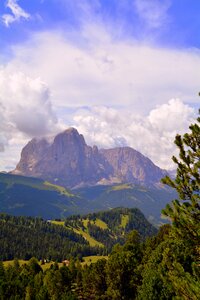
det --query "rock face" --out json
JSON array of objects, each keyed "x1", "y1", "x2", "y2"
[
  {"x1": 100, "y1": 147, "x2": 165, "y2": 185},
  {"x1": 12, "y1": 128, "x2": 166, "y2": 188}
]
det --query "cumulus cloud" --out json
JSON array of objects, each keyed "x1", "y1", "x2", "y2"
[
  {"x1": 2, "y1": 0, "x2": 30, "y2": 27},
  {"x1": 134, "y1": 0, "x2": 171, "y2": 29},
  {"x1": 73, "y1": 99, "x2": 195, "y2": 170},
  {"x1": 0, "y1": 69, "x2": 59, "y2": 161}
]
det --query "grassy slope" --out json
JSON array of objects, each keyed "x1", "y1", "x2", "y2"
[
  {"x1": 93, "y1": 218, "x2": 108, "y2": 229},
  {"x1": 82, "y1": 256, "x2": 108, "y2": 265},
  {"x1": 73, "y1": 228, "x2": 104, "y2": 247},
  {"x1": 50, "y1": 219, "x2": 104, "y2": 247},
  {"x1": 0, "y1": 173, "x2": 90, "y2": 219}
]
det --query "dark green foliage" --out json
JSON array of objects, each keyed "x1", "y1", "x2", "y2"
[
  {"x1": 138, "y1": 229, "x2": 200, "y2": 300},
  {"x1": 65, "y1": 207, "x2": 157, "y2": 252},
  {"x1": 106, "y1": 231, "x2": 142, "y2": 300},
  {"x1": 0, "y1": 258, "x2": 78, "y2": 300},
  {"x1": 161, "y1": 110, "x2": 200, "y2": 272},
  {"x1": 138, "y1": 110, "x2": 200, "y2": 300},
  {"x1": 76, "y1": 259, "x2": 108, "y2": 299},
  {"x1": 0, "y1": 214, "x2": 100, "y2": 261},
  {"x1": 161, "y1": 111, "x2": 200, "y2": 245}
]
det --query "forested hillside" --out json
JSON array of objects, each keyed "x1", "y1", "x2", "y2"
[
  {"x1": 0, "y1": 214, "x2": 96, "y2": 261},
  {"x1": 0, "y1": 207, "x2": 156, "y2": 261},
  {"x1": 65, "y1": 207, "x2": 157, "y2": 252}
]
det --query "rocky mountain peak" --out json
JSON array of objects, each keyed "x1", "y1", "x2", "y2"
[{"x1": 12, "y1": 127, "x2": 166, "y2": 188}]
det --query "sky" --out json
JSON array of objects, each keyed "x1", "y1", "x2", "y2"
[{"x1": 0, "y1": 0, "x2": 200, "y2": 171}]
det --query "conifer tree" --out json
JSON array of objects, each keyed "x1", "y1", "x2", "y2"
[
  {"x1": 160, "y1": 109, "x2": 200, "y2": 299},
  {"x1": 161, "y1": 109, "x2": 200, "y2": 247}
]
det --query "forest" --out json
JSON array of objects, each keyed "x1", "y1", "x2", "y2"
[
  {"x1": 0, "y1": 112, "x2": 199, "y2": 299},
  {"x1": 0, "y1": 207, "x2": 156, "y2": 261}
]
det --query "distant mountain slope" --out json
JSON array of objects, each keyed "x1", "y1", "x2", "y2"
[
  {"x1": 12, "y1": 127, "x2": 166, "y2": 188},
  {"x1": 0, "y1": 174, "x2": 175, "y2": 223},
  {"x1": 75, "y1": 184, "x2": 176, "y2": 224},
  {"x1": 0, "y1": 173, "x2": 90, "y2": 219},
  {"x1": 0, "y1": 208, "x2": 157, "y2": 260}
]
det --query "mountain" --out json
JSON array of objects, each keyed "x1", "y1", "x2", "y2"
[
  {"x1": 12, "y1": 127, "x2": 166, "y2": 188},
  {"x1": 0, "y1": 208, "x2": 157, "y2": 260}
]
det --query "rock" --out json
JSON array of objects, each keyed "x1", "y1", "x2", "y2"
[{"x1": 12, "y1": 128, "x2": 166, "y2": 188}]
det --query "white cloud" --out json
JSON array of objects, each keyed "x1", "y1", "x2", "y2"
[
  {"x1": 134, "y1": 0, "x2": 171, "y2": 29},
  {"x1": 2, "y1": 0, "x2": 30, "y2": 27},
  {"x1": 148, "y1": 98, "x2": 194, "y2": 132},
  {"x1": 0, "y1": 69, "x2": 60, "y2": 164},
  {"x1": 0, "y1": 132, "x2": 27, "y2": 171},
  {"x1": 7, "y1": 29, "x2": 200, "y2": 114},
  {"x1": 73, "y1": 100, "x2": 195, "y2": 170}
]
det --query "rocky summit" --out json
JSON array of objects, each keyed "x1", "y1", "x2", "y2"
[{"x1": 12, "y1": 128, "x2": 166, "y2": 188}]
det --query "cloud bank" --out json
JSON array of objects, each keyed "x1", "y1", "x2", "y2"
[
  {"x1": 73, "y1": 99, "x2": 195, "y2": 170},
  {"x1": 8, "y1": 30, "x2": 200, "y2": 113}
]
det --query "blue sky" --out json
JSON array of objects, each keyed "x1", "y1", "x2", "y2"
[
  {"x1": 0, "y1": 0, "x2": 200, "y2": 171},
  {"x1": 1, "y1": 0, "x2": 200, "y2": 50}
]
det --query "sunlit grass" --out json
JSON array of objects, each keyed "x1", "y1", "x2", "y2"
[
  {"x1": 82, "y1": 255, "x2": 108, "y2": 265},
  {"x1": 111, "y1": 184, "x2": 132, "y2": 191},
  {"x1": 93, "y1": 218, "x2": 108, "y2": 229},
  {"x1": 3, "y1": 260, "x2": 27, "y2": 267},
  {"x1": 44, "y1": 181, "x2": 74, "y2": 196},
  {"x1": 51, "y1": 220, "x2": 65, "y2": 226},
  {"x1": 82, "y1": 218, "x2": 108, "y2": 230},
  {"x1": 73, "y1": 227, "x2": 104, "y2": 247},
  {"x1": 120, "y1": 214, "x2": 129, "y2": 228}
]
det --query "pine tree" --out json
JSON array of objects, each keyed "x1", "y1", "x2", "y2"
[
  {"x1": 160, "y1": 109, "x2": 200, "y2": 299},
  {"x1": 161, "y1": 109, "x2": 200, "y2": 247}
]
